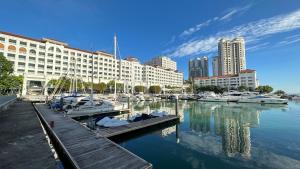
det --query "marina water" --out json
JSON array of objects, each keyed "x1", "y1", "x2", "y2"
[{"x1": 117, "y1": 100, "x2": 300, "y2": 169}]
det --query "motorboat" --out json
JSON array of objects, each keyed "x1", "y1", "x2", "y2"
[
  {"x1": 66, "y1": 100, "x2": 127, "y2": 115},
  {"x1": 238, "y1": 95, "x2": 288, "y2": 104},
  {"x1": 198, "y1": 92, "x2": 229, "y2": 102}
]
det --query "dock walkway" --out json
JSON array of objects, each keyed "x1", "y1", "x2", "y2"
[
  {"x1": 34, "y1": 103, "x2": 152, "y2": 169},
  {"x1": 97, "y1": 115, "x2": 179, "y2": 138},
  {"x1": 0, "y1": 101, "x2": 57, "y2": 169}
]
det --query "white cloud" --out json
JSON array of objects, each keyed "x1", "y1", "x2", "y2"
[
  {"x1": 168, "y1": 9, "x2": 300, "y2": 57},
  {"x1": 179, "y1": 5, "x2": 252, "y2": 37},
  {"x1": 277, "y1": 34, "x2": 300, "y2": 46},
  {"x1": 180, "y1": 19, "x2": 212, "y2": 37},
  {"x1": 247, "y1": 42, "x2": 270, "y2": 51},
  {"x1": 219, "y1": 4, "x2": 252, "y2": 21}
]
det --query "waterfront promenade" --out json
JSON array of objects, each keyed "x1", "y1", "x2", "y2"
[{"x1": 0, "y1": 100, "x2": 57, "y2": 169}]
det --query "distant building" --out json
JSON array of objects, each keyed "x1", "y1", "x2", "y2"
[
  {"x1": 188, "y1": 56, "x2": 208, "y2": 80},
  {"x1": 212, "y1": 56, "x2": 220, "y2": 76},
  {"x1": 194, "y1": 69, "x2": 258, "y2": 90},
  {"x1": 0, "y1": 31, "x2": 183, "y2": 95},
  {"x1": 145, "y1": 56, "x2": 177, "y2": 70},
  {"x1": 218, "y1": 37, "x2": 246, "y2": 76}
]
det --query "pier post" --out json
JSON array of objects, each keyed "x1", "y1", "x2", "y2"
[
  {"x1": 175, "y1": 95, "x2": 178, "y2": 116},
  {"x1": 127, "y1": 96, "x2": 130, "y2": 109}
]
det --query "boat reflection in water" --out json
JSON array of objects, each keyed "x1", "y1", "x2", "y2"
[
  {"x1": 133, "y1": 101, "x2": 287, "y2": 159},
  {"x1": 188, "y1": 102, "x2": 262, "y2": 159},
  {"x1": 120, "y1": 101, "x2": 300, "y2": 169}
]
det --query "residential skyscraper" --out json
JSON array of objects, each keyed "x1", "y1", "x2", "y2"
[
  {"x1": 212, "y1": 56, "x2": 221, "y2": 76},
  {"x1": 218, "y1": 37, "x2": 246, "y2": 76},
  {"x1": 188, "y1": 56, "x2": 208, "y2": 80}
]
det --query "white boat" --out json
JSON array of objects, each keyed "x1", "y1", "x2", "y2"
[
  {"x1": 292, "y1": 95, "x2": 300, "y2": 100},
  {"x1": 67, "y1": 100, "x2": 126, "y2": 115},
  {"x1": 238, "y1": 95, "x2": 288, "y2": 104},
  {"x1": 136, "y1": 94, "x2": 145, "y2": 101},
  {"x1": 198, "y1": 92, "x2": 229, "y2": 102},
  {"x1": 117, "y1": 94, "x2": 140, "y2": 102},
  {"x1": 199, "y1": 96, "x2": 229, "y2": 102}
]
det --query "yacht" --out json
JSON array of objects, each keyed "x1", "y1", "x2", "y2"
[
  {"x1": 66, "y1": 100, "x2": 127, "y2": 115},
  {"x1": 238, "y1": 95, "x2": 288, "y2": 104},
  {"x1": 198, "y1": 92, "x2": 228, "y2": 102}
]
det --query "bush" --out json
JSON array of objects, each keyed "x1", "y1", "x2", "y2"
[
  {"x1": 238, "y1": 85, "x2": 249, "y2": 92},
  {"x1": 195, "y1": 85, "x2": 225, "y2": 94},
  {"x1": 274, "y1": 90, "x2": 285, "y2": 96},
  {"x1": 149, "y1": 85, "x2": 161, "y2": 94},
  {"x1": 256, "y1": 85, "x2": 273, "y2": 94},
  {"x1": 134, "y1": 85, "x2": 145, "y2": 93}
]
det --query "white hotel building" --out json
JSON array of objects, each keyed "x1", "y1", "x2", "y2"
[
  {"x1": 194, "y1": 69, "x2": 259, "y2": 90},
  {"x1": 0, "y1": 31, "x2": 183, "y2": 95}
]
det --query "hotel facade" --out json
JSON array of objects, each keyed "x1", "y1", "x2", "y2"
[
  {"x1": 0, "y1": 31, "x2": 183, "y2": 95},
  {"x1": 194, "y1": 69, "x2": 259, "y2": 90}
]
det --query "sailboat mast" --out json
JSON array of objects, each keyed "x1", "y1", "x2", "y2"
[
  {"x1": 91, "y1": 53, "x2": 94, "y2": 102},
  {"x1": 114, "y1": 34, "x2": 117, "y2": 100}
]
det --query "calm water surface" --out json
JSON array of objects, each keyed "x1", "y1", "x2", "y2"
[{"x1": 118, "y1": 100, "x2": 300, "y2": 169}]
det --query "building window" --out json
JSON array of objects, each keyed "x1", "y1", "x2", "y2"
[
  {"x1": 30, "y1": 43, "x2": 37, "y2": 48},
  {"x1": 9, "y1": 39, "x2": 16, "y2": 44},
  {"x1": 29, "y1": 49, "x2": 36, "y2": 55},
  {"x1": 8, "y1": 45, "x2": 16, "y2": 52},
  {"x1": 20, "y1": 41, "x2": 27, "y2": 46},
  {"x1": 48, "y1": 47, "x2": 54, "y2": 52},
  {"x1": 0, "y1": 43, "x2": 4, "y2": 50},
  {"x1": 7, "y1": 53, "x2": 15, "y2": 59},
  {"x1": 39, "y1": 45, "x2": 45, "y2": 50},
  {"x1": 37, "y1": 52, "x2": 44, "y2": 57},
  {"x1": 19, "y1": 47, "x2": 27, "y2": 54},
  {"x1": 0, "y1": 37, "x2": 5, "y2": 42}
]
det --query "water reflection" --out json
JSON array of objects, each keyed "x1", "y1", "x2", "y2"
[
  {"x1": 189, "y1": 102, "x2": 260, "y2": 158},
  {"x1": 120, "y1": 101, "x2": 300, "y2": 169},
  {"x1": 132, "y1": 101, "x2": 288, "y2": 159}
]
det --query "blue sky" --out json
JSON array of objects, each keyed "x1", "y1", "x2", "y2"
[{"x1": 1, "y1": 0, "x2": 300, "y2": 93}]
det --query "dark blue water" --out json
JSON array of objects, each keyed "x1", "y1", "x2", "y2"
[{"x1": 118, "y1": 101, "x2": 300, "y2": 169}]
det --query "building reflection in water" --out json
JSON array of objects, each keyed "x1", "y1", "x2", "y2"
[
  {"x1": 189, "y1": 102, "x2": 262, "y2": 158},
  {"x1": 130, "y1": 101, "x2": 285, "y2": 159}
]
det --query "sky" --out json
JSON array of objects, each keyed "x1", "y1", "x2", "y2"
[{"x1": 1, "y1": 0, "x2": 300, "y2": 93}]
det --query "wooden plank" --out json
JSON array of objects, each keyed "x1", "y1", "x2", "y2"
[{"x1": 34, "y1": 103, "x2": 152, "y2": 169}]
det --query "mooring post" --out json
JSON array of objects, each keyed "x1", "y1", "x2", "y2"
[
  {"x1": 175, "y1": 95, "x2": 179, "y2": 116},
  {"x1": 127, "y1": 96, "x2": 130, "y2": 109}
]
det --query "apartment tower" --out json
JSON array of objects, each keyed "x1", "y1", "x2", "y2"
[
  {"x1": 188, "y1": 56, "x2": 208, "y2": 80},
  {"x1": 217, "y1": 37, "x2": 246, "y2": 76}
]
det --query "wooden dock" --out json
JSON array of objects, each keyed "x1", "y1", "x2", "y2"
[
  {"x1": 0, "y1": 101, "x2": 56, "y2": 169},
  {"x1": 34, "y1": 103, "x2": 152, "y2": 169},
  {"x1": 96, "y1": 115, "x2": 179, "y2": 138},
  {"x1": 68, "y1": 109, "x2": 130, "y2": 119}
]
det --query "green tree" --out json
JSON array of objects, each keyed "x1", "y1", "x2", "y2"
[
  {"x1": 95, "y1": 82, "x2": 107, "y2": 93},
  {"x1": 274, "y1": 90, "x2": 285, "y2": 96},
  {"x1": 0, "y1": 54, "x2": 13, "y2": 77},
  {"x1": 195, "y1": 85, "x2": 225, "y2": 94},
  {"x1": 238, "y1": 85, "x2": 249, "y2": 92},
  {"x1": 149, "y1": 85, "x2": 161, "y2": 94},
  {"x1": 0, "y1": 54, "x2": 23, "y2": 94},
  {"x1": 134, "y1": 85, "x2": 145, "y2": 93},
  {"x1": 256, "y1": 85, "x2": 273, "y2": 94},
  {"x1": 185, "y1": 87, "x2": 192, "y2": 93}
]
